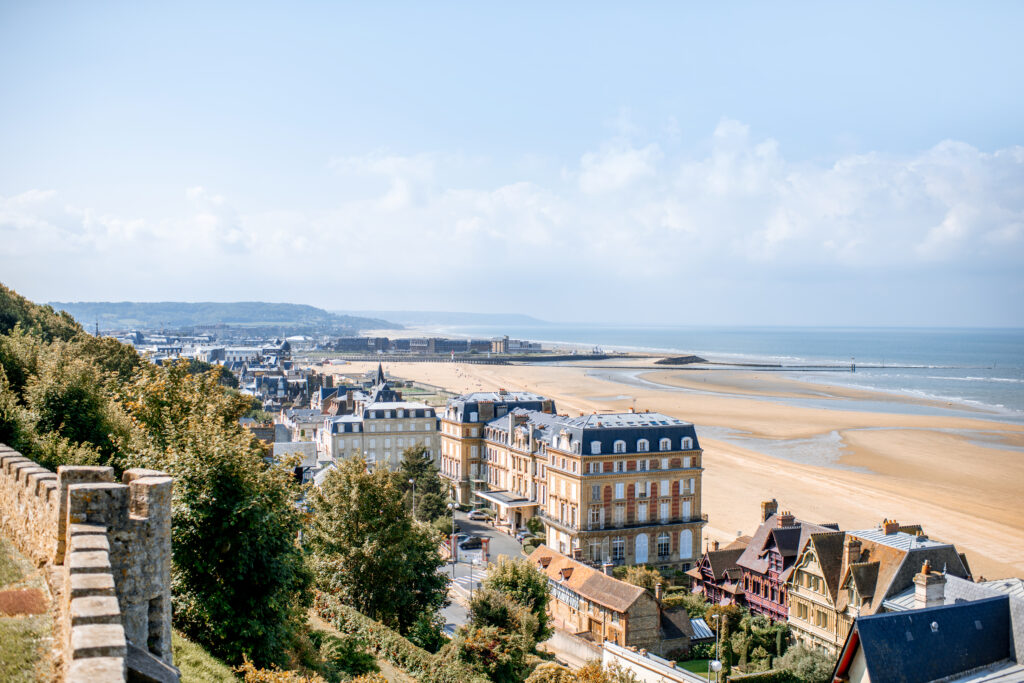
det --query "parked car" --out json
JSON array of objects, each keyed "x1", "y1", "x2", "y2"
[
  {"x1": 515, "y1": 530, "x2": 535, "y2": 543},
  {"x1": 458, "y1": 536, "x2": 483, "y2": 550},
  {"x1": 467, "y1": 509, "x2": 489, "y2": 521}
]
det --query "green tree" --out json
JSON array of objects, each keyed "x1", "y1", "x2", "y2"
[
  {"x1": 775, "y1": 645, "x2": 836, "y2": 683},
  {"x1": 439, "y1": 626, "x2": 532, "y2": 683},
  {"x1": 119, "y1": 362, "x2": 312, "y2": 667},
  {"x1": 481, "y1": 556, "x2": 552, "y2": 642},
  {"x1": 468, "y1": 588, "x2": 540, "y2": 646},
  {"x1": 621, "y1": 566, "x2": 663, "y2": 594},
  {"x1": 525, "y1": 662, "x2": 576, "y2": 683},
  {"x1": 306, "y1": 457, "x2": 448, "y2": 634},
  {"x1": 660, "y1": 591, "x2": 708, "y2": 619},
  {"x1": 399, "y1": 444, "x2": 449, "y2": 522}
]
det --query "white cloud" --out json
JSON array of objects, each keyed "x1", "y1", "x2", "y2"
[{"x1": 3, "y1": 121, "x2": 1022, "y2": 323}]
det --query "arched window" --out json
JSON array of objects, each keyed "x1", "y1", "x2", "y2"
[
  {"x1": 637, "y1": 439, "x2": 649, "y2": 452},
  {"x1": 572, "y1": 441, "x2": 581, "y2": 454},
  {"x1": 613, "y1": 440, "x2": 627, "y2": 454},
  {"x1": 680, "y1": 529, "x2": 694, "y2": 559},
  {"x1": 659, "y1": 438, "x2": 672, "y2": 451},
  {"x1": 681, "y1": 437, "x2": 693, "y2": 450},
  {"x1": 591, "y1": 441, "x2": 602, "y2": 455}
]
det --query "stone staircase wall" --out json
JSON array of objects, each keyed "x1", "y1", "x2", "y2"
[{"x1": 0, "y1": 444, "x2": 176, "y2": 682}]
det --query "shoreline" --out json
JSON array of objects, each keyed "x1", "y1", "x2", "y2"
[{"x1": 316, "y1": 358, "x2": 1024, "y2": 580}]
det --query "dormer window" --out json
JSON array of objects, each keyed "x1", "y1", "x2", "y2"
[
  {"x1": 681, "y1": 437, "x2": 693, "y2": 450},
  {"x1": 591, "y1": 441, "x2": 602, "y2": 455},
  {"x1": 659, "y1": 438, "x2": 671, "y2": 451},
  {"x1": 637, "y1": 439, "x2": 649, "y2": 452},
  {"x1": 613, "y1": 440, "x2": 626, "y2": 454}
]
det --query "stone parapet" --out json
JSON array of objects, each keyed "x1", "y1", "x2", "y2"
[{"x1": 0, "y1": 443, "x2": 177, "y2": 683}]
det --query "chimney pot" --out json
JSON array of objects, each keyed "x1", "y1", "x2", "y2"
[
  {"x1": 777, "y1": 511, "x2": 795, "y2": 527},
  {"x1": 761, "y1": 499, "x2": 779, "y2": 523},
  {"x1": 883, "y1": 519, "x2": 900, "y2": 535}
]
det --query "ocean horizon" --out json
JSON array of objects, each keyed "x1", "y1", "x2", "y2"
[{"x1": 415, "y1": 324, "x2": 1024, "y2": 422}]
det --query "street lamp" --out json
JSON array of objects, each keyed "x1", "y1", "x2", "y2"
[
  {"x1": 447, "y1": 502, "x2": 456, "y2": 579},
  {"x1": 710, "y1": 613, "x2": 722, "y2": 683},
  {"x1": 409, "y1": 478, "x2": 416, "y2": 520}
]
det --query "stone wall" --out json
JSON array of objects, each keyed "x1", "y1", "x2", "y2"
[{"x1": 0, "y1": 444, "x2": 176, "y2": 683}]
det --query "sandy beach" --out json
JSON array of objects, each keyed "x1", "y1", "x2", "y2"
[{"x1": 322, "y1": 358, "x2": 1024, "y2": 579}]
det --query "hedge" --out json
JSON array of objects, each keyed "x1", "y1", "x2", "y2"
[
  {"x1": 313, "y1": 592, "x2": 490, "y2": 683},
  {"x1": 727, "y1": 670, "x2": 798, "y2": 683}
]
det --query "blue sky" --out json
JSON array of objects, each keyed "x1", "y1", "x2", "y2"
[{"x1": 1, "y1": 2, "x2": 1022, "y2": 325}]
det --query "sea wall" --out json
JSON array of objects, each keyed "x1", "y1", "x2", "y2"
[{"x1": 0, "y1": 444, "x2": 176, "y2": 683}]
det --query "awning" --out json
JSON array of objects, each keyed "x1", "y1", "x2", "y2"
[{"x1": 473, "y1": 490, "x2": 538, "y2": 509}]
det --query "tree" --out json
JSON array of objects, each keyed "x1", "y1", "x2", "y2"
[
  {"x1": 775, "y1": 646, "x2": 836, "y2": 683},
  {"x1": 119, "y1": 362, "x2": 312, "y2": 667},
  {"x1": 482, "y1": 556, "x2": 552, "y2": 642},
  {"x1": 439, "y1": 626, "x2": 532, "y2": 683},
  {"x1": 574, "y1": 661, "x2": 638, "y2": 683},
  {"x1": 660, "y1": 591, "x2": 708, "y2": 619},
  {"x1": 306, "y1": 457, "x2": 448, "y2": 634},
  {"x1": 621, "y1": 566, "x2": 663, "y2": 594},
  {"x1": 468, "y1": 588, "x2": 540, "y2": 646},
  {"x1": 525, "y1": 663, "x2": 576, "y2": 683},
  {"x1": 399, "y1": 444, "x2": 448, "y2": 522}
]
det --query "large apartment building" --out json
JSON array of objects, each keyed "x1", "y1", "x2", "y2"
[
  {"x1": 442, "y1": 390, "x2": 707, "y2": 570},
  {"x1": 439, "y1": 390, "x2": 556, "y2": 505}
]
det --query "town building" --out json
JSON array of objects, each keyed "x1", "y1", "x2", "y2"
[
  {"x1": 528, "y1": 546, "x2": 696, "y2": 657},
  {"x1": 440, "y1": 390, "x2": 556, "y2": 505},
  {"x1": 735, "y1": 500, "x2": 839, "y2": 622},
  {"x1": 787, "y1": 519, "x2": 972, "y2": 656},
  {"x1": 830, "y1": 595, "x2": 1022, "y2": 683},
  {"x1": 317, "y1": 364, "x2": 439, "y2": 471},
  {"x1": 685, "y1": 536, "x2": 751, "y2": 607}
]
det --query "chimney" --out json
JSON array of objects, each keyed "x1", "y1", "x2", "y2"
[
  {"x1": 712, "y1": 540, "x2": 720, "y2": 551},
  {"x1": 655, "y1": 583, "x2": 663, "y2": 601},
  {"x1": 602, "y1": 563, "x2": 613, "y2": 576},
  {"x1": 883, "y1": 519, "x2": 900, "y2": 535},
  {"x1": 914, "y1": 560, "x2": 946, "y2": 609},
  {"x1": 842, "y1": 536, "x2": 862, "y2": 578},
  {"x1": 761, "y1": 499, "x2": 779, "y2": 522},
  {"x1": 777, "y1": 511, "x2": 795, "y2": 527}
]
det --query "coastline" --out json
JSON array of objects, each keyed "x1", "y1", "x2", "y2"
[{"x1": 320, "y1": 358, "x2": 1024, "y2": 580}]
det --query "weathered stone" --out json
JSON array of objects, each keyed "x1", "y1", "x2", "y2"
[
  {"x1": 71, "y1": 595, "x2": 122, "y2": 626},
  {"x1": 67, "y1": 656, "x2": 125, "y2": 682},
  {"x1": 71, "y1": 533, "x2": 111, "y2": 552},
  {"x1": 69, "y1": 572, "x2": 117, "y2": 599},
  {"x1": 69, "y1": 550, "x2": 112, "y2": 574},
  {"x1": 71, "y1": 623, "x2": 127, "y2": 659}
]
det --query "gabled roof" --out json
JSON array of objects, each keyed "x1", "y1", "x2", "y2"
[
  {"x1": 736, "y1": 513, "x2": 837, "y2": 578},
  {"x1": 834, "y1": 596, "x2": 1014, "y2": 683},
  {"x1": 527, "y1": 545, "x2": 648, "y2": 613},
  {"x1": 799, "y1": 531, "x2": 847, "y2": 603},
  {"x1": 707, "y1": 548, "x2": 747, "y2": 581}
]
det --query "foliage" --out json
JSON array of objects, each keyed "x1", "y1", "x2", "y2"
[
  {"x1": 775, "y1": 646, "x2": 836, "y2": 683},
  {"x1": 118, "y1": 362, "x2": 313, "y2": 667},
  {"x1": 306, "y1": 457, "x2": 448, "y2": 635},
  {"x1": 313, "y1": 592, "x2": 490, "y2": 683},
  {"x1": 236, "y1": 657, "x2": 328, "y2": 683},
  {"x1": 525, "y1": 662, "x2": 576, "y2": 683},
  {"x1": 481, "y1": 556, "x2": 552, "y2": 642},
  {"x1": 0, "y1": 615, "x2": 51, "y2": 683},
  {"x1": 688, "y1": 642, "x2": 714, "y2": 660},
  {"x1": 525, "y1": 517, "x2": 544, "y2": 535},
  {"x1": 726, "y1": 671, "x2": 798, "y2": 683},
  {"x1": 407, "y1": 610, "x2": 448, "y2": 654},
  {"x1": 660, "y1": 591, "x2": 708, "y2": 619},
  {"x1": 172, "y1": 630, "x2": 240, "y2": 682},
  {"x1": 0, "y1": 283, "x2": 81, "y2": 342},
  {"x1": 621, "y1": 565, "x2": 663, "y2": 594},
  {"x1": 439, "y1": 626, "x2": 533, "y2": 683},
  {"x1": 469, "y1": 589, "x2": 541, "y2": 646},
  {"x1": 574, "y1": 661, "x2": 638, "y2": 683},
  {"x1": 399, "y1": 445, "x2": 449, "y2": 522},
  {"x1": 315, "y1": 632, "x2": 380, "y2": 680}
]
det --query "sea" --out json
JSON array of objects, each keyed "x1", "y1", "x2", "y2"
[{"x1": 425, "y1": 325, "x2": 1024, "y2": 424}]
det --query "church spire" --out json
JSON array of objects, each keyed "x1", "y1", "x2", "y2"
[{"x1": 376, "y1": 362, "x2": 385, "y2": 385}]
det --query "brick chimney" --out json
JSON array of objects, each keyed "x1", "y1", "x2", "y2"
[
  {"x1": 883, "y1": 519, "x2": 900, "y2": 535},
  {"x1": 712, "y1": 540, "x2": 720, "y2": 551},
  {"x1": 777, "y1": 511, "x2": 795, "y2": 527},
  {"x1": 914, "y1": 560, "x2": 946, "y2": 609},
  {"x1": 761, "y1": 499, "x2": 779, "y2": 522},
  {"x1": 655, "y1": 583, "x2": 663, "y2": 601},
  {"x1": 841, "y1": 535, "x2": 862, "y2": 578}
]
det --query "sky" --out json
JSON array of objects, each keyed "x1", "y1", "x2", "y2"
[{"x1": 1, "y1": 2, "x2": 1023, "y2": 326}]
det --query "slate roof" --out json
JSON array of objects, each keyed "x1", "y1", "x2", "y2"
[
  {"x1": 803, "y1": 531, "x2": 847, "y2": 603},
  {"x1": 837, "y1": 596, "x2": 1015, "y2": 683},
  {"x1": 528, "y1": 545, "x2": 648, "y2": 613},
  {"x1": 446, "y1": 391, "x2": 555, "y2": 423},
  {"x1": 736, "y1": 513, "x2": 838, "y2": 580},
  {"x1": 706, "y1": 547, "x2": 747, "y2": 580}
]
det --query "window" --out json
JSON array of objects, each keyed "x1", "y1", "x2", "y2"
[
  {"x1": 661, "y1": 457, "x2": 668, "y2": 469},
  {"x1": 614, "y1": 482, "x2": 625, "y2": 499},
  {"x1": 614, "y1": 504, "x2": 625, "y2": 526},
  {"x1": 590, "y1": 507, "x2": 602, "y2": 529},
  {"x1": 637, "y1": 502, "x2": 648, "y2": 522},
  {"x1": 682, "y1": 500, "x2": 691, "y2": 519},
  {"x1": 659, "y1": 501, "x2": 669, "y2": 522},
  {"x1": 637, "y1": 439, "x2": 649, "y2": 452},
  {"x1": 680, "y1": 529, "x2": 694, "y2": 559},
  {"x1": 369, "y1": 438, "x2": 376, "y2": 448},
  {"x1": 638, "y1": 481, "x2": 649, "y2": 498},
  {"x1": 591, "y1": 484, "x2": 600, "y2": 500},
  {"x1": 638, "y1": 460, "x2": 647, "y2": 471},
  {"x1": 659, "y1": 438, "x2": 672, "y2": 451},
  {"x1": 688, "y1": 478, "x2": 695, "y2": 494},
  {"x1": 683, "y1": 456, "x2": 691, "y2": 468},
  {"x1": 662, "y1": 479, "x2": 670, "y2": 496},
  {"x1": 589, "y1": 462, "x2": 600, "y2": 473},
  {"x1": 591, "y1": 441, "x2": 602, "y2": 455},
  {"x1": 682, "y1": 437, "x2": 693, "y2": 450},
  {"x1": 590, "y1": 541, "x2": 602, "y2": 562},
  {"x1": 614, "y1": 461, "x2": 624, "y2": 473},
  {"x1": 612, "y1": 538, "x2": 625, "y2": 560},
  {"x1": 614, "y1": 440, "x2": 626, "y2": 454},
  {"x1": 657, "y1": 533, "x2": 671, "y2": 557}
]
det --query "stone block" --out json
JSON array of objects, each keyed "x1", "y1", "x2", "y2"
[
  {"x1": 71, "y1": 533, "x2": 110, "y2": 552},
  {"x1": 67, "y1": 656, "x2": 125, "y2": 683},
  {"x1": 69, "y1": 572, "x2": 117, "y2": 599},
  {"x1": 69, "y1": 550, "x2": 112, "y2": 574},
  {"x1": 71, "y1": 595, "x2": 122, "y2": 626},
  {"x1": 70, "y1": 623, "x2": 127, "y2": 659},
  {"x1": 70, "y1": 523, "x2": 108, "y2": 537}
]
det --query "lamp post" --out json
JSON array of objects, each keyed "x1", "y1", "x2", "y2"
[
  {"x1": 409, "y1": 478, "x2": 416, "y2": 520},
  {"x1": 710, "y1": 613, "x2": 722, "y2": 683},
  {"x1": 447, "y1": 502, "x2": 456, "y2": 579}
]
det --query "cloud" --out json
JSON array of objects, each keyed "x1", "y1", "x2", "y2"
[{"x1": 3, "y1": 120, "x2": 1022, "y2": 323}]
